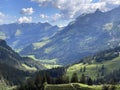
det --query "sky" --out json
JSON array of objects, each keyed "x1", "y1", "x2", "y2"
[{"x1": 0, "y1": 0, "x2": 120, "y2": 27}]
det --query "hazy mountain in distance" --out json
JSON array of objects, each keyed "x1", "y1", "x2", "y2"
[
  {"x1": 20, "y1": 6, "x2": 120, "y2": 65},
  {"x1": 0, "y1": 22, "x2": 59, "y2": 50}
]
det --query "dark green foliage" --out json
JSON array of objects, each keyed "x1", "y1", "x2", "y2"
[
  {"x1": 83, "y1": 66, "x2": 86, "y2": 72},
  {"x1": 17, "y1": 75, "x2": 46, "y2": 90},
  {"x1": 102, "y1": 85, "x2": 116, "y2": 90},
  {"x1": 80, "y1": 74, "x2": 86, "y2": 84},
  {"x1": 56, "y1": 75, "x2": 69, "y2": 84},
  {"x1": 71, "y1": 73, "x2": 78, "y2": 83},
  {"x1": 100, "y1": 65, "x2": 105, "y2": 76},
  {"x1": 0, "y1": 62, "x2": 30, "y2": 85},
  {"x1": 79, "y1": 66, "x2": 86, "y2": 72},
  {"x1": 36, "y1": 67, "x2": 66, "y2": 78},
  {"x1": 80, "y1": 67, "x2": 82, "y2": 72},
  {"x1": 102, "y1": 85, "x2": 109, "y2": 90},
  {"x1": 95, "y1": 47, "x2": 120, "y2": 62},
  {"x1": 79, "y1": 46, "x2": 120, "y2": 64},
  {"x1": 17, "y1": 67, "x2": 67, "y2": 90},
  {"x1": 109, "y1": 85, "x2": 116, "y2": 90},
  {"x1": 87, "y1": 78, "x2": 93, "y2": 85},
  {"x1": 103, "y1": 69, "x2": 120, "y2": 84}
]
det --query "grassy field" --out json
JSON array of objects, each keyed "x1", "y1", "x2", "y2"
[
  {"x1": 0, "y1": 85, "x2": 6, "y2": 90},
  {"x1": 0, "y1": 83, "x2": 8, "y2": 90},
  {"x1": 22, "y1": 63, "x2": 37, "y2": 71},
  {"x1": 45, "y1": 83, "x2": 97, "y2": 90},
  {"x1": 45, "y1": 83, "x2": 120, "y2": 90},
  {"x1": 0, "y1": 83, "x2": 17, "y2": 90},
  {"x1": 66, "y1": 56, "x2": 120, "y2": 79},
  {"x1": 32, "y1": 39, "x2": 51, "y2": 50}
]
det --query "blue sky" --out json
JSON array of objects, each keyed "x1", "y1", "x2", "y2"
[{"x1": 0, "y1": 0, "x2": 120, "y2": 26}]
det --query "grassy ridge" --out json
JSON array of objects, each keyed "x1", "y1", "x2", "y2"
[
  {"x1": 45, "y1": 83, "x2": 97, "y2": 90},
  {"x1": 45, "y1": 83, "x2": 120, "y2": 90},
  {"x1": 0, "y1": 83, "x2": 7, "y2": 90},
  {"x1": 66, "y1": 56, "x2": 120, "y2": 79}
]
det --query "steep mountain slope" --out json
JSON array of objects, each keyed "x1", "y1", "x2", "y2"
[
  {"x1": 0, "y1": 22, "x2": 59, "y2": 50},
  {"x1": 21, "y1": 6, "x2": 120, "y2": 65},
  {"x1": 0, "y1": 62, "x2": 30, "y2": 85},
  {"x1": 0, "y1": 39, "x2": 45, "y2": 70}
]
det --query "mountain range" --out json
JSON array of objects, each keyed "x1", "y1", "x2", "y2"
[
  {"x1": 0, "y1": 22, "x2": 59, "y2": 50},
  {"x1": 20, "y1": 6, "x2": 120, "y2": 65},
  {"x1": 0, "y1": 7, "x2": 120, "y2": 66}
]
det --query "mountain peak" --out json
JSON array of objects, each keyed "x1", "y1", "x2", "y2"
[
  {"x1": 0, "y1": 39, "x2": 7, "y2": 47},
  {"x1": 94, "y1": 8, "x2": 103, "y2": 14}
]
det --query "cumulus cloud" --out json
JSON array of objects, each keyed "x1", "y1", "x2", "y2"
[
  {"x1": 52, "y1": 13, "x2": 63, "y2": 21},
  {"x1": 101, "y1": 0, "x2": 120, "y2": 5},
  {"x1": 21, "y1": 7, "x2": 34, "y2": 15},
  {"x1": 40, "y1": 14, "x2": 49, "y2": 18},
  {"x1": 31, "y1": 0, "x2": 120, "y2": 20},
  {"x1": 18, "y1": 16, "x2": 32, "y2": 23},
  {"x1": 0, "y1": 12, "x2": 5, "y2": 17},
  {"x1": 0, "y1": 12, "x2": 5, "y2": 24}
]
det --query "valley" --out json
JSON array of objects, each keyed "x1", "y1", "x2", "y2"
[{"x1": 0, "y1": 2, "x2": 120, "y2": 90}]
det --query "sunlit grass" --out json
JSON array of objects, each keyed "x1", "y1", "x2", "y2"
[
  {"x1": 66, "y1": 56, "x2": 120, "y2": 79},
  {"x1": 32, "y1": 40, "x2": 51, "y2": 50},
  {"x1": 22, "y1": 64, "x2": 37, "y2": 71}
]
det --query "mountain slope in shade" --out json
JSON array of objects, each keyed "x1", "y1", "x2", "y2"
[
  {"x1": 0, "y1": 62, "x2": 30, "y2": 85},
  {"x1": 20, "y1": 6, "x2": 120, "y2": 65},
  {"x1": 0, "y1": 22, "x2": 59, "y2": 50},
  {"x1": 0, "y1": 39, "x2": 45, "y2": 70}
]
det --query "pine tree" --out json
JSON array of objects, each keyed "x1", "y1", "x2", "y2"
[
  {"x1": 80, "y1": 74, "x2": 86, "y2": 84},
  {"x1": 87, "y1": 77, "x2": 93, "y2": 85},
  {"x1": 80, "y1": 67, "x2": 82, "y2": 72},
  {"x1": 102, "y1": 85, "x2": 109, "y2": 90},
  {"x1": 71, "y1": 73, "x2": 78, "y2": 83},
  {"x1": 109, "y1": 85, "x2": 116, "y2": 90},
  {"x1": 83, "y1": 66, "x2": 86, "y2": 72}
]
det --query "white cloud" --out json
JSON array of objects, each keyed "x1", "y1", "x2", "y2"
[
  {"x1": 31, "y1": 0, "x2": 120, "y2": 20},
  {"x1": 18, "y1": 16, "x2": 32, "y2": 23},
  {"x1": 102, "y1": 0, "x2": 120, "y2": 5},
  {"x1": 52, "y1": 13, "x2": 63, "y2": 21},
  {"x1": 21, "y1": 7, "x2": 34, "y2": 15},
  {"x1": 0, "y1": 12, "x2": 5, "y2": 17},
  {"x1": 40, "y1": 14, "x2": 49, "y2": 18},
  {"x1": 0, "y1": 12, "x2": 5, "y2": 24}
]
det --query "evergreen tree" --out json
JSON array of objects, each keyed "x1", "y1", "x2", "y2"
[
  {"x1": 80, "y1": 68, "x2": 82, "y2": 72},
  {"x1": 80, "y1": 74, "x2": 86, "y2": 84},
  {"x1": 83, "y1": 66, "x2": 86, "y2": 72},
  {"x1": 45, "y1": 73, "x2": 51, "y2": 84},
  {"x1": 102, "y1": 85, "x2": 109, "y2": 90},
  {"x1": 71, "y1": 73, "x2": 78, "y2": 83},
  {"x1": 109, "y1": 85, "x2": 116, "y2": 90},
  {"x1": 87, "y1": 77, "x2": 93, "y2": 85}
]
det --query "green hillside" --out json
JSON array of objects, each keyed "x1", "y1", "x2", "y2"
[
  {"x1": 0, "y1": 84, "x2": 7, "y2": 90},
  {"x1": 66, "y1": 56, "x2": 120, "y2": 79},
  {"x1": 66, "y1": 46, "x2": 120, "y2": 80},
  {"x1": 0, "y1": 83, "x2": 13, "y2": 90}
]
